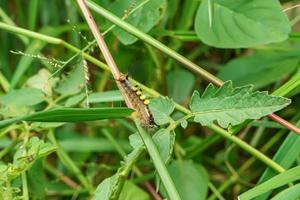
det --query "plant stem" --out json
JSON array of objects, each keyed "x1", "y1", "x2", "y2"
[
  {"x1": 268, "y1": 114, "x2": 300, "y2": 136},
  {"x1": 207, "y1": 130, "x2": 285, "y2": 200},
  {"x1": 76, "y1": 0, "x2": 139, "y2": 112},
  {"x1": 0, "y1": 8, "x2": 29, "y2": 44},
  {"x1": 0, "y1": 22, "x2": 61, "y2": 44},
  {"x1": 44, "y1": 162, "x2": 81, "y2": 189},
  {"x1": 135, "y1": 121, "x2": 182, "y2": 200},
  {"x1": 102, "y1": 129, "x2": 163, "y2": 200},
  {"x1": 22, "y1": 172, "x2": 29, "y2": 200},
  {"x1": 0, "y1": 71, "x2": 10, "y2": 92},
  {"x1": 77, "y1": 0, "x2": 120, "y2": 80},
  {"x1": 209, "y1": 125, "x2": 285, "y2": 173}
]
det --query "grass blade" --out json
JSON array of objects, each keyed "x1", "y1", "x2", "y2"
[
  {"x1": 239, "y1": 166, "x2": 300, "y2": 200},
  {"x1": 0, "y1": 107, "x2": 133, "y2": 128}
]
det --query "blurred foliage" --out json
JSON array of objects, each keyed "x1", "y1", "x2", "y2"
[{"x1": 0, "y1": 0, "x2": 299, "y2": 199}]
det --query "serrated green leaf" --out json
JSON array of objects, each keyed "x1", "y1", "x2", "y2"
[
  {"x1": 195, "y1": 0, "x2": 291, "y2": 48},
  {"x1": 0, "y1": 107, "x2": 133, "y2": 129},
  {"x1": 189, "y1": 81, "x2": 291, "y2": 128},
  {"x1": 160, "y1": 160, "x2": 209, "y2": 200},
  {"x1": 239, "y1": 166, "x2": 300, "y2": 200},
  {"x1": 149, "y1": 97, "x2": 175, "y2": 125},
  {"x1": 110, "y1": 0, "x2": 167, "y2": 45}
]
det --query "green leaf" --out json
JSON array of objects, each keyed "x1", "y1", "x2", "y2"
[
  {"x1": 180, "y1": 119, "x2": 188, "y2": 129},
  {"x1": 110, "y1": 0, "x2": 167, "y2": 45},
  {"x1": 129, "y1": 129, "x2": 175, "y2": 163},
  {"x1": 195, "y1": 0, "x2": 291, "y2": 48},
  {"x1": 239, "y1": 166, "x2": 300, "y2": 200},
  {"x1": 118, "y1": 181, "x2": 151, "y2": 200},
  {"x1": 89, "y1": 90, "x2": 123, "y2": 103},
  {"x1": 55, "y1": 57, "x2": 85, "y2": 95},
  {"x1": 152, "y1": 129, "x2": 175, "y2": 163},
  {"x1": 189, "y1": 81, "x2": 291, "y2": 128},
  {"x1": 0, "y1": 88, "x2": 45, "y2": 117},
  {"x1": 28, "y1": 160, "x2": 46, "y2": 199},
  {"x1": 65, "y1": 93, "x2": 86, "y2": 107},
  {"x1": 26, "y1": 68, "x2": 58, "y2": 96},
  {"x1": 149, "y1": 97, "x2": 175, "y2": 125},
  {"x1": 26, "y1": 107, "x2": 133, "y2": 122},
  {"x1": 218, "y1": 51, "x2": 299, "y2": 89},
  {"x1": 93, "y1": 142, "x2": 145, "y2": 200},
  {"x1": 160, "y1": 160, "x2": 208, "y2": 200},
  {"x1": 0, "y1": 107, "x2": 133, "y2": 128},
  {"x1": 167, "y1": 69, "x2": 195, "y2": 103},
  {"x1": 271, "y1": 183, "x2": 300, "y2": 200},
  {"x1": 93, "y1": 175, "x2": 118, "y2": 200},
  {"x1": 60, "y1": 138, "x2": 131, "y2": 153},
  {"x1": 129, "y1": 133, "x2": 143, "y2": 149}
]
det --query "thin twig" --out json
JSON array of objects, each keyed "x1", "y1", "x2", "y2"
[
  {"x1": 76, "y1": 0, "x2": 120, "y2": 80},
  {"x1": 143, "y1": 182, "x2": 163, "y2": 200},
  {"x1": 76, "y1": 0, "x2": 135, "y2": 111},
  {"x1": 44, "y1": 162, "x2": 81, "y2": 189},
  {"x1": 283, "y1": 3, "x2": 300, "y2": 12},
  {"x1": 268, "y1": 114, "x2": 300, "y2": 135}
]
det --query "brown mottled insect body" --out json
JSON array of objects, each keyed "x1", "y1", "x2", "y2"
[{"x1": 117, "y1": 75, "x2": 156, "y2": 131}]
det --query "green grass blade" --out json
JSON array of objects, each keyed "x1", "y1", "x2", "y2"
[
  {"x1": 0, "y1": 107, "x2": 133, "y2": 128},
  {"x1": 135, "y1": 121, "x2": 182, "y2": 200},
  {"x1": 239, "y1": 166, "x2": 300, "y2": 200},
  {"x1": 272, "y1": 69, "x2": 300, "y2": 97},
  {"x1": 253, "y1": 118, "x2": 300, "y2": 200},
  {"x1": 28, "y1": 0, "x2": 39, "y2": 30},
  {"x1": 271, "y1": 183, "x2": 300, "y2": 200}
]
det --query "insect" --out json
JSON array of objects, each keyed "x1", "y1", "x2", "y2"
[{"x1": 117, "y1": 74, "x2": 156, "y2": 131}]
